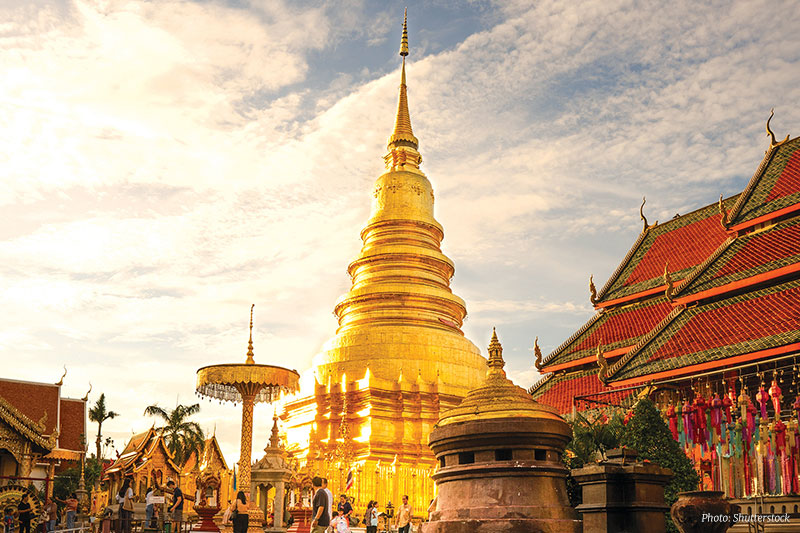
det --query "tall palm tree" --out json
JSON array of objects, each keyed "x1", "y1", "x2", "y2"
[
  {"x1": 144, "y1": 403, "x2": 205, "y2": 467},
  {"x1": 88, "y1": 393, "x2": 119, "y2": 461}
]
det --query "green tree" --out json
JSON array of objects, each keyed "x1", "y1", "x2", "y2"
[
  {"x1": 88, "y1": 393, "x2": 119, "y2": 462},
  {"x1": 620, "y1": 398, "x2": 700, "y2": 533},
  {"x1": 564, "y1": 412, "x2": 625, "y2": 506},
  {"x1": 53, "y1": 457, "x2": 102, "y2": 501},
  {"x1": 143, "y1": 403, "x2": 205, "y2": 467}
]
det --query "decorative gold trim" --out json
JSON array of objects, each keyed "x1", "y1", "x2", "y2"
[
  {"x1": 589, "y1": 275, "x2": 598, "y2": 305},
  {"x1": 766, "y1": 108, "x2": 790, "y2": 149},
  {"x1": 82, "y1": 383, "x2": 92, "y2": 402},
  {"x1": 718, "y1": 194, "x2": 729, "y2": 229},
  {"x1": 55, "y1": 366, "x2": 67, "y2": 386},
  {"x1": 596, "y1": 343, "x2": 609, "y2": 385},
  {"x1": 533, "y1": 337, "x2": 543, "y2": 371},
  {"x1": 246, "y1": 304, "x2": 255, "y2": 365},
  {"x1": 663, "y1": 262, "x2": 674, "y2": 301}
]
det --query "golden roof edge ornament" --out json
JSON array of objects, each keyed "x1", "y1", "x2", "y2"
[
  {"x1": 766, "y1": 108, "x2": 790, "y2": 149},
  {"x1": 596, "y1": 343, "x2": 609, "y2": 385},
  {"x1": 589, "y1": 275, "x2": 599, "y2": 305},
  {"x1": 55, "y1": 365, "x2": 67, "y2": 386},
  {"x1": 246, "y1": 304, "x2": 255, "y2": 364},
  {"x1": 664, "y1": 262, "x2": 674, "y2": 301},
  {"x1": 533, "y1": 337, "x2": 543, "y2": 372},
  {"x1": 639, "y1": 196, "x2": 658, "y2": 231},
  {"x1": 384, "y1": 7, "x2": 421, "y2": 171},
  {"x1": 82, "y1": 382, "x2": 92, "y2": 402},
  {"x1": 718, "y1": 194, "x2": 729, "y2": 229}
]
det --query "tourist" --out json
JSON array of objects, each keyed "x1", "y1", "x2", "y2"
[
  {"x1": 144, "y1": 487, "x2": 156, "y2": 529},
  {"x1": 166, "y1": 481, "x2": 183, "y2": 533},
  {"x1": 116, "y1": 479, "x2": 134, "y2": 533},
  {"x1": 231, "y1": 492, "x2": 248, "y2": 533},
  {"x1": 222, "y1": 501, "x2": 232, "y2": 525},
  {"x1": 309, "y1": 477, "x2": 329, "y2": 533},
  {"x1": 43, "y1": 498, "x2": 57, "y2": 533},
  {"x1": 394, "y1": 495, "x2": 411, "y2": 533},
  {"x1": 3, "y1": 507, "x2": 14, "y2": 533},
  {"x1": 16, "y1": 495, "x2": 31, "y2": 533},
  {"x1": 336, "y1": 495, "x2": 352, "y2": 524},
  {"x1": 366, "y1": 501, "x2": 378, "y2": 533},
  {"x1": 330, "y1": 511, "x2": 349, "y2": 533},
  {"x1": 56, "y1": 493, "x2": 79, "y2": 530},
  {"x1": 321, "y1": 479, "x2": 333, "y2": 531}
]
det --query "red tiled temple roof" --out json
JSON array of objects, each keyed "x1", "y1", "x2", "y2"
[
  {"x1": 729, "y1": 137, "x2": 800, "y2": 229},
  {"x1": 675, "y1": 217, "x2": 800, "y2": 300},
  {"x1": 541, "y1": 297, "x2": 673, "y2": 370},
  {"x1": 531, "y1": 368, "x2": 634, "y2": 415},
  {"x1": 58, "y1": 398, "x2": 86, "y2": 452},
  {"x1": 608, "y1": 278, "x2": 800, "y2": 383},
  {"x1": 594, "y1": 197, "x2": 737, "y2": 305},
  {"x1": 0, "y1": 379, "x2": 60, "y2": 435}
]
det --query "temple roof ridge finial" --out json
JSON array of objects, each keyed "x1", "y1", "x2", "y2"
[
  {"x1": 385, "y1": 8, "x2": 421, "y2": 170},
  {"x1": 246, "y1": 304, "x2": 255, "y2": 364}
]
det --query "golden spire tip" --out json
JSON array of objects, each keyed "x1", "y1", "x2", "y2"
[
  {"x1": 246, "y1": 304, "x2": 255, "y2": 364},
  {"x1": 487, "y1": 328, "x2": 505, "y2": 373},
  {"x1": 400, "y1": 7, "x2": 409, "y2": 57}
]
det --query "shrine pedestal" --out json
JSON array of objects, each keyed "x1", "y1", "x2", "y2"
[{"x1": 571, "y1": 448, "x2": 673, "y2": 533}]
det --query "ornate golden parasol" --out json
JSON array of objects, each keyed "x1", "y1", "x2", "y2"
[{"x1": 196, "y1": 305, "x2": 299, "y2": 529}]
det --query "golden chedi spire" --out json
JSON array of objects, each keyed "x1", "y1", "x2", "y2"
[
  {"x1": 310, "y1": 8, "x2": 485, "y2": 392},
  {"x1": 384, "y1": 7, "x2": 421, "y2": 171}
]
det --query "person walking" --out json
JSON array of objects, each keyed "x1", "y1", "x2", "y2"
[
  {"x1": 42, "y1": 498, "x2": 57, "y2": 533},
  {"x1": 309, "y1": 477, "x2": 329, "y2": 533},
  {"x1": 115, "y1": 479, "x2": 134, "y2": 533},
  {"x1": 231, "y1": 492, "x2": 248, "y2": 533},
  {"x1": 321, "y1": 479, "x2": 333, "y2": 532},
  {"x1": 394, "y1": 495, "x2": 411, "y2": 533},
  {"x1": 166, "y1": 481, "x2": 183, "y2": 533},
  {"x1": 144, "y1": 487, "x2": 156, "y2": 529},
  {"x1": 365, "y1": 501, "x2": 378, "y2": 533},
  {"x1": 16, "y1": 495, "x2": 31, "y2": 533}
]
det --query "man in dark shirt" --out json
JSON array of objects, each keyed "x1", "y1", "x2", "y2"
[
  {"x1": 17, "y1": 494, "x2": 32, "y2": 533},
  {"x1": 310, "y1": 477, "x2": 329, "y2": 533},
  {"x1": 167, "y1": 481, "x2": 183, "y2": 532},
  {"x1": 337, "y1": 495, "x2": 353, "y2": 524}
]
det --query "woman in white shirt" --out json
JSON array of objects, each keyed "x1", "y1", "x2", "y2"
[
  {"x1": 115, "y1": 479, "x2": 134, "y2": 533},
  {"x1": 145, "y1": 487, "x2": 156, "y2": 529}
]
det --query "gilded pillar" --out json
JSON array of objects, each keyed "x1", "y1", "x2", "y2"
[{"x1": 238, "y1": 392, "x2": 255, "y2": 494}]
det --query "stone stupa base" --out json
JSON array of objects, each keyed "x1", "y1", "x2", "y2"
[{"x1": 421, "y1": 517, "x2": 582, "y2": 533}]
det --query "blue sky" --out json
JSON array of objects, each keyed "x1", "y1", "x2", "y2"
[{"x1": 2, "y1": 0, "x2": 799, "y2": 463}]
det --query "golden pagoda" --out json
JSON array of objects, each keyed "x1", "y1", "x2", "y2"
[{"x1": 282, "y1": 10, "x2": 486, "y2": 517}]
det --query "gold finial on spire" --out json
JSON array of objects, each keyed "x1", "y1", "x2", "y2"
[
  {"x1": 399, "y1": 7, "x2": 409, "y2": 57},
  {"x1": 718, "y1": 194, "x2": 729, "y2": 229},
  {"x1": 246, "y1": 304, "x2": 255, "y2": 364},
  {"x1": 487, "y1": 328, "x2": 506, "y2": 375},
  {"x1": 82, "y1": 382, "x2": 92, "y2": 402},
  {"x1": 589, "y1": 275, "x2": 599, "y2": 305},
  {"x1": 268, "y1": 414, "x2": 280, "y2": 448},
  {"x1": 385, "y1": 8, "x2": 421, "y2": 170}
]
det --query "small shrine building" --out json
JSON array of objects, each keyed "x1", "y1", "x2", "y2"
[
  {"x1": 103, "y1": 427, "x2": 182, "y2": 501},
  {"x1": 180, "y1": 435, "x2": 233, "y2": 511}
]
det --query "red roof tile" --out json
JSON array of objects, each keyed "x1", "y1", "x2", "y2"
[
  {"x1": 0, "y1": 379, "x2": 60, "y2": 435},
  {"x1": 58, "y1": 399, "x2": 86, "y2": 452},
  {"x1": 531, "y1": 369, "x2": 634, "y2": 414},
  {"x1": 575, "y1": 299, "x2": 673, "y2": 352},
  {"x1": 765, "y1": 149, "x2": 800, "y2": 203},
  {"x1": 610, "y1": 279, "x2": 800, "y2": 381}
]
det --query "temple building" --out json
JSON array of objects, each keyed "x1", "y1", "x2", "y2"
[
  {"x1": 0, "y1": 373, "x2": 88, "y2": 496},
  {"x1": 281, "y1": 12, "x2": 486, "y2": 516},
  {"x1": 103, "y1": 426, "x2": 182, "y2": 500},
  {"x1": 531, "y1": 117, "x2": 800, "y2": 500},
  {"x1": 181, "y1": 435, "x2": 233, "y2": 512}
]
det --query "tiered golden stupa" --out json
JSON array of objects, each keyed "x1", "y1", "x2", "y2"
[{"x1": 282, "y1": 10, "x2": 486, "y2": 517}]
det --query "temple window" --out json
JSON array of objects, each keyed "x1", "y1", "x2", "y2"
[
  {"x1": 534, "y1": 449, "x2": 547, "y2": 461},
  {"x1": 494, "y1": 449, "x2": 512, "y2": 461},
  {"x1": 458, "y1": 452, "x2": 474, "y2": 464}
]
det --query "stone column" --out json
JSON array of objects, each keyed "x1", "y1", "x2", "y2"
[
  {"x1": 571, "y1": 448, "x2": 673, "y2": 533},
  {"x1": 273, "y1": 481, "x2": 284, "y2": 529}
]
